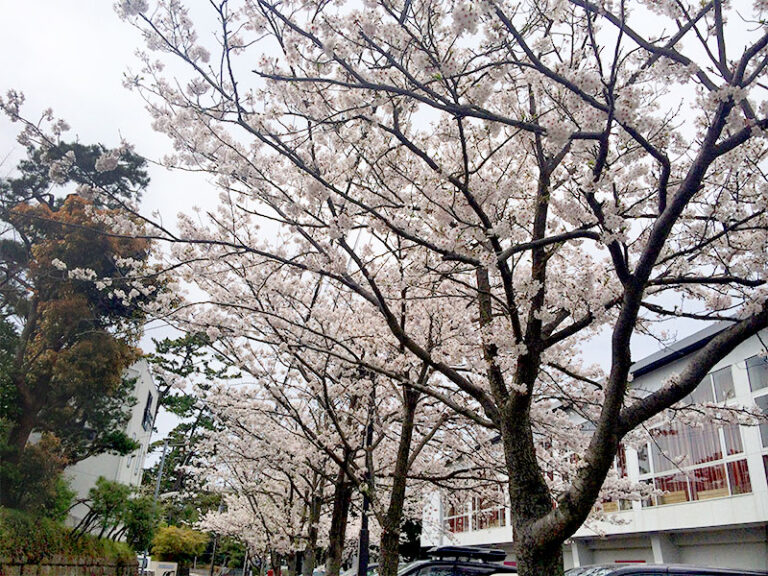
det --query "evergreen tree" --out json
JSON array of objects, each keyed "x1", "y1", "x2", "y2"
[{"x1": 0, "y1": 137, "x2": 161, "y2": 509}]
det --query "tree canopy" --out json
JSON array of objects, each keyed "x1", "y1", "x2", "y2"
[{"x1": 0, "y1": 106, "x2": 164, "y2": 510}]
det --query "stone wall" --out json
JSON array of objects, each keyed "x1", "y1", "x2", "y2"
[{"x1": 0, "y1": 557, "x2": 138, "y2": 576}]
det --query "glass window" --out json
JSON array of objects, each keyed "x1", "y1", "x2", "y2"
[
  {"x1": 727, "y1": 459, "x2": 752, "y2": 495},
  {"x1": 755, "y1": 395, "x2": 768, "y2": 447},
  {"x1": 651, "y1": 432, "x2": 675, "y2": 472},
  {"x1": 691, "y1": 464, "x2": 727, "y2": 500},
  {"x1": 446, "y1": 516, "x2": 468, "y2": 533},
  {"x1": 473, "y1": 506, "x2": 505, "y2": 530},
  {"x1": 652, "y1": 423, "x2": 722, "y2": 471},
  {"x1": 746, "y1": 355, "x2": 768, "y2": 392},
  {"x1": 616, "y1": 444, "x2": 627, "y2": 477},
  {"x1": 763, "y1": 455, "x2": 768, "y2": 485},
  {"x1": 640, "y1": 421, "x2": 752, "y2": 506},
  {"x1": 142, "y1": 392, "x2": 154, "y2": 431},
  {"x1": 688, "y1": 424, "x2": 723, "y2": 466},
  {"x1": 722, "y1": 424, "x2": 743, "y2": 455},
  {"x1": 688, "y1": 377, "x2": 714, "y2": 403},
  {"x1": 415, "y1": 567, "x2": 453, "y2": 576},
  {"x1": 470, "y1": 493, "x2": 507, "y2": 530},
  {"x1": 655, "y1": 473, "x2": 690, "y2": 504},
  {"x1": 637, "y1": 444, "x2": 650, "y2": 475},
  {"x1": 640, "y1": 479, "x2": 655, "y2": 508},
  {"x1": 712, "y1": 367, "x2": 735, "y2": 402},
  {"x1": 445, "y1": 504, "x2": 469, "y2": 533}
]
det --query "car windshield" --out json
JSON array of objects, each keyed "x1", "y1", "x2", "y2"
[
  {"x1": 341, "y1": 565, "x2": 379, "y2": 576},
  {"x1": 397, "y1": 562, "x2": 426, "y2": 576},
  {"x1": 565, "y1": 568, "x2": 617, "y2": 576}
]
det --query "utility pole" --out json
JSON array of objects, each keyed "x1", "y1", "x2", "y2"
[
  {"x1": 142, "y1": 439, "x2": 170, "y2": 576},
  {"x1": 210, "y1": 501, "x2": 225, "y2": 576}
]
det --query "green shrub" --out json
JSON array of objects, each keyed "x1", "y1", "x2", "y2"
[
  {"x1": 152, "y1": 525, "x2": 209, "y2": 563},
  {"x1": 0, "y1": 435, "x2": 74, "y2": 520},
  {"x1": 0, "y1": 508, "x2": 135, "y2": 564}
]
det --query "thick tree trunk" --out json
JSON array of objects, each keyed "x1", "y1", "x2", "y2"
[
  {"x1": 4, "y1": 393, "x2": 36, "y2": 466},
  {"x1": 286, "y1": 552, "x2": 298, "y2": 576},
  {"x1": 302, "y1": 485, "x2": 324, "y2": 576},
  {"x1": 378, "y1": 388, "x2": 419, "y2": 576},
  {"x1": 4, "y1": 302, "x2": 40, "y2": 469},
  {"x1": 500, "y1": 405, "x2": 565, "y2": 576},
  {"x1": 325, "y1": 462, "x2": 353, "y2": 576},
  {"x1": 515, "y1": 544, "x2": 564, "y2": 576}
]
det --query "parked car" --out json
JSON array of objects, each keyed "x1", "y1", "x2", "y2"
[
  {"x1": 565, "y1": 565, "x2": 768, "y2": 576},
  {"x1": 396, "y1": 546, "x2": 516, "y2": 576},
  {"x1": 341, "y1": 564, "x2": 378, "y2": 576}
]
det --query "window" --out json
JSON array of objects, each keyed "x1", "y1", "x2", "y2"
[
  {"x1": 637, "y1": 443, "x2": 650, "y2": 475},
  {"x1": 415, "y1": 567, "x2": 453, "y2": 576},
  {"x1": 639, "y1": 420, "x2": 751, "y2": 507},
  {"x1": 764, "y1": 455, "x2": 768, "y2": 485},
  {"x1": 602, "y1": 445, "x2": 632, "y2": 512},
  {"x1": 746, "y1": 355, "x2": 768, "y2": 392},
  {"x1": 444, "y1": 504, "x2": 469, "y2": 533},
  {"x1": 650, "y1": 424, "x2": 722, "y2": 472},
  {"x1": 755, "y1": 395, "x2": 768, "y2": 447},
  {"x1": 685, "y1": 367, "x2": 734, "y2": 404},
  {"x1": 142, "y1": 392, "x2": 154, "y2": 431},
  {"x1": 727, "y1": 459, "x2": 752, "y2": 495},
  {"x1": 712, "y1": 367, "x2": 735, "y2": 402},
  {"x1": 471, "y1": 495, "x2": 506, "y2": 530}
]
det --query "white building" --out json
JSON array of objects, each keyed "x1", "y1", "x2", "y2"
[
  {"x1": 422, "y1": 325, "x2": 768, "y2": 572},
  {"x1": 66, "y1": 358, "x2": 158, "y2": 526}
]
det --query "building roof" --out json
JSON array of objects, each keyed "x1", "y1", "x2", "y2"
[{"x1": 630, "y1": 321, "x2": 732, "y2": 378}]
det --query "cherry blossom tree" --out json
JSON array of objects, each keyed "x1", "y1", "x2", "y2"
[
  {"x1": 188, "y1": 287, "x2": 491, "y2": 576},
  {"x1": 119, "y1": 1, "x2": 768, "y2": 574}
]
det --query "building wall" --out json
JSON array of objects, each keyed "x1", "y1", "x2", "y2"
[
  {"x1": 66, "y1": 359, "x2": 157, "y2": 526},
  {"x1": 422, "y1": 328, "x2": 768, "y2": 571}
]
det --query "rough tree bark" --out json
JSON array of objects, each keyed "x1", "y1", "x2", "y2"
[
  {"x1": 302, "y1": 476, "x2": 325, "y2": 576},
  {"x1": 325, "y1": 460, "x2": 353, "y2": 576},
  {"x1": 378, "y1": 387, "x2": 420, "y2": 576}
]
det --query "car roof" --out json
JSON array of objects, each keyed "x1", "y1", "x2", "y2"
[
  {"x1": 398, "y1": 561, "x2": 516, "y2": 575},
  {"x1": 427, "y1": 547, "x2": 507, "y2": 563},
  {"x1": 566, "y1": 565, "x2": 768, "y2": 576}
]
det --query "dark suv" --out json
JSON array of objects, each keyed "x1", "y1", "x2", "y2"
[
  {"x1": 396, "y1": 546, "x2": 516, "y2": 576},
  {"x1": 565, "y1": 565, "x2": 768, "y2": 576}
]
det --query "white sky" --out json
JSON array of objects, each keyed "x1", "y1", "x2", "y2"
[{"x1": 0, "y1": 1, "x2": 218, "y2": 230}]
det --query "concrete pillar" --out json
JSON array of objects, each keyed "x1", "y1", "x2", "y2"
[
  {"x1": 651, "y1": 533, "x2": 680, "y2": 564},
  {"x1": 571, "y1": 540, "x2": 594, "y2": 567}
]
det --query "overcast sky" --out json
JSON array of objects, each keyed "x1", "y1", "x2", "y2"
[{"x1": 0, "y1": 1, "x2": 217, "y2": 224}]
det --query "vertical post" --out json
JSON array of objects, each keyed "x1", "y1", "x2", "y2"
[
  {"x1": 210, "y1": 536, "x2": 220, "y2": 576},
  {"x1": 142, "y1": 439, "x2": 170, "y2": 576},
  {"x1": 357, "y1": 378, "x2": 375, "y2": 576},
  {"x1": 210, "y1": 502, "x2": 225, "y2": 576},
  {"x1": 242, "y1": 547, "x2": 249, "y2": 576},
  {"x1": 154, "y1": 439, "x2": 170, "y2": 501}
]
